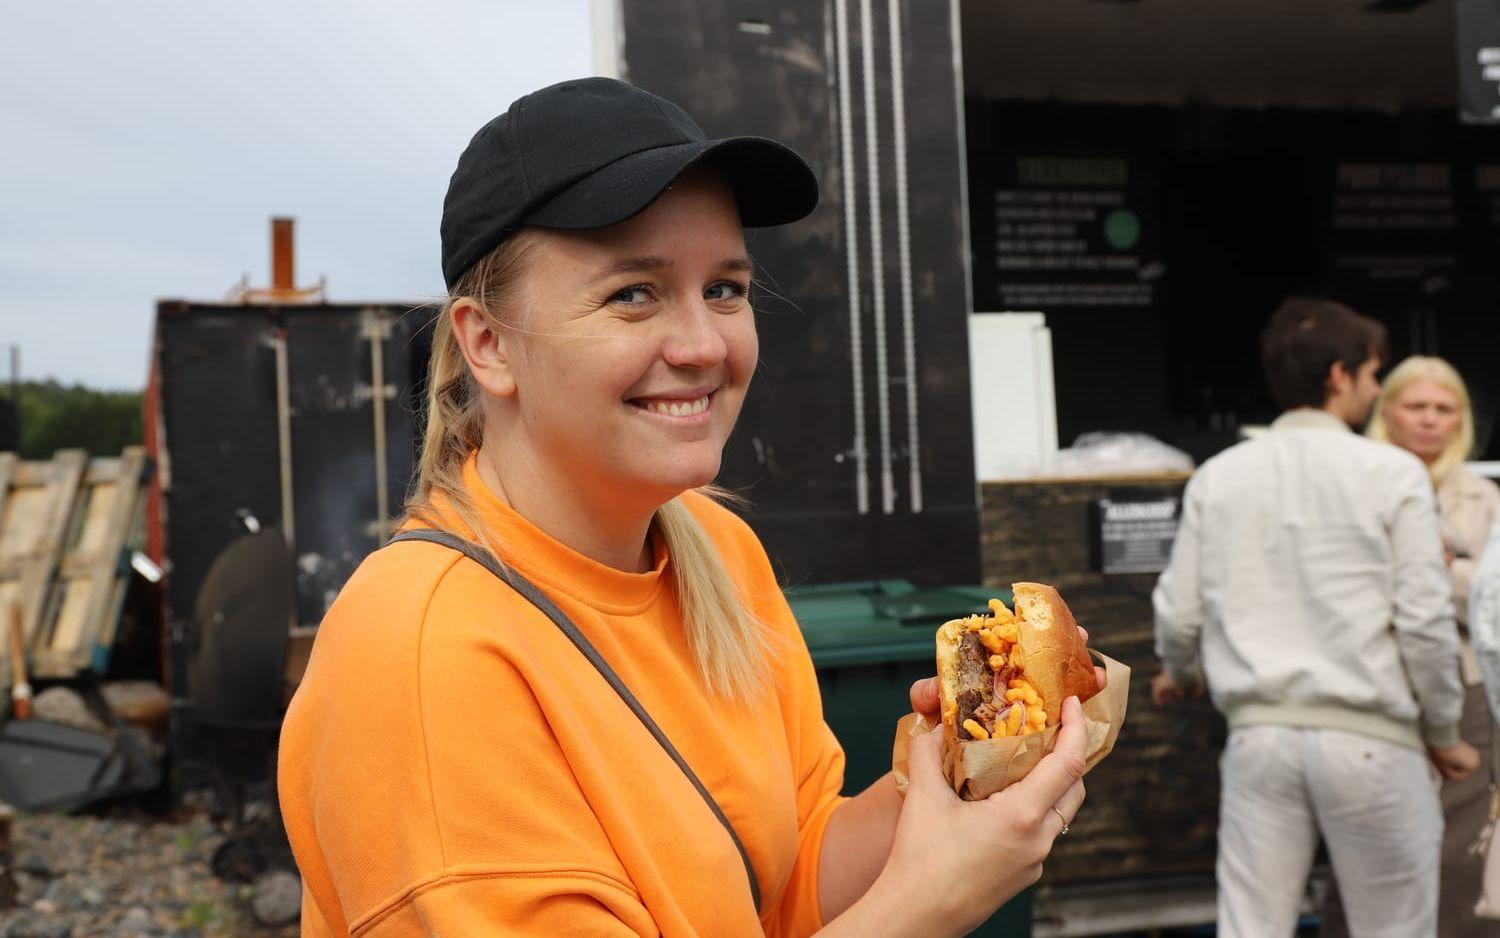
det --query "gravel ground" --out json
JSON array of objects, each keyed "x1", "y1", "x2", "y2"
[{"x1": 0, "y1": 805, "x2": 300, "y2": 938}]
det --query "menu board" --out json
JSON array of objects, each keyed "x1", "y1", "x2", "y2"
[
  {"x1": 1091, "y1": 494, "x2": 1182, "y2": 576},
  {"x1": 1459, "y1": 0, "x2": 1500, "y2": 124},
  {"x1": 981, "y1": 155, "x2": 1164, "y2": 311},
  {"x1": 1327, "y1": 162, "x2": 1459, "y2": 302}
]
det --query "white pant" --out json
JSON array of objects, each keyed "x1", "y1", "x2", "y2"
[{"x1": 1217, "y1": 724, "x2": 1442, "y2": 938}]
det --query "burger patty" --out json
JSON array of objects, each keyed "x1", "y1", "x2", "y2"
[{"x1": 955, "y1": 630, "x2": 993, "y2": 739}]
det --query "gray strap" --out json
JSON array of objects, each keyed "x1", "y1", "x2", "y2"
[{"x1": 386, "y1": 529, "x2": 762, "y2": 912}]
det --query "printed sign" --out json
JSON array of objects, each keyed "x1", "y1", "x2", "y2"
[
  {"x1": 1092, "y1": 495, "x2": 1181, "y2": 575},
  {"x1": 1460, "y1": 0, "x2": 1500, "y2": 124},
  {"x1": 977, "y1": 154, "x2": 1165, "y2": 311}
]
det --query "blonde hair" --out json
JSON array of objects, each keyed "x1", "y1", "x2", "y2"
[
  {"x1": 402, "y1": 234, "x2": 771, "y2": 703},
  {"x1": 1366, "y1": 355, "x2": 1475, "y2": 487}
]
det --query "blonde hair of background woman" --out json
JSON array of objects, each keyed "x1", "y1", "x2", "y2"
[
  {"x1": 1366, "y1": 355, "x2": 1476, "y2": 487},
  {"x1": 402, "y1": 234, "x2": 772, "y2": 704}
]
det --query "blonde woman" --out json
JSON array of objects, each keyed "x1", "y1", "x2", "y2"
[
  {"x1": 1370, "y1": 356, "x2": 1500, "y2": 937},
  {"x1": 277, "y1": 78, "x2": 1099, "y2": 937}
]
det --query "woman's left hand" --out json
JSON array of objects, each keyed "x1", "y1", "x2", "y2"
[{"x1": 909, "y1": 625, "x2": 1105, "y2": 721}]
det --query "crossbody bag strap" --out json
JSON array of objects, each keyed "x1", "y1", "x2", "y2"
[{"x1": 386, "y1": 529, "x2": 762, "y2": 912}]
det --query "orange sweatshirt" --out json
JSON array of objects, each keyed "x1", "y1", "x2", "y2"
[{"x1": 278, "y1": 458, "x2": 848, "y2": 936}]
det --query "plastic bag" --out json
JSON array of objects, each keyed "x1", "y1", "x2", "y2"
[{"x1": 1048, "y1": 432, "x2": 1193, "y2": 479}]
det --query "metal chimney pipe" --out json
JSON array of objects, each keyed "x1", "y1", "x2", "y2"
[{"x1": 271, "y1": 217, "x2": 295, "y2": 292}]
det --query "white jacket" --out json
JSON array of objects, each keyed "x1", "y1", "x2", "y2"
[{"x1": 1154, "y1": 409, "x2": 1464, "y2": 749}]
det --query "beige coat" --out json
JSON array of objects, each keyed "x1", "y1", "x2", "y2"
[{"x1": 1438, "y1": 466, "x2": 1500, "y2": 625}]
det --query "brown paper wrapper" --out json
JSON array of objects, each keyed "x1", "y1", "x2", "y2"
[{"x1": 892, "y1": 651, "x2": 1131, "y2": 800}]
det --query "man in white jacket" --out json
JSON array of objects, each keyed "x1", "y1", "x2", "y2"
[{"x1": 1153, "y1": 297, "x2": 1478, "y2": 938}]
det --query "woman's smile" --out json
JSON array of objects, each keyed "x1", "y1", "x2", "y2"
[{"x1": 628, "y1": 387, "x2": 716, "y2": 425}]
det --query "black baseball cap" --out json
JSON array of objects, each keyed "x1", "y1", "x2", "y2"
[{"x1": 440, "y1": 77, "x2": 820, "y2": 289}]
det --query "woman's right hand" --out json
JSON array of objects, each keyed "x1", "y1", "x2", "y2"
[{"x1": 875, "y1": 696, "x2": 1088, "y2": 937}]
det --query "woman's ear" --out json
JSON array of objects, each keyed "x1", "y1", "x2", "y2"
[{"x1": 450, "y1": 298, "x2": 517, "y2": 398}]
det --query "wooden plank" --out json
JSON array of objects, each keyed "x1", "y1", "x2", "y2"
[
  {"x1": 95, "y1": 494, "x2": 148, "y2": 652},
  {"x1": 0, "y1": 453, "x2": 77, "y2": 685},
  {"x1": 76, "y1": 480, "x2": 119, "y2": 558},
  {"x1": 36, "y1": 580, "x2": 92, "y2": 677},
  {"x1": 0, "y1": 490, "x2": 51, "y2": 566},
  {"x1": 35, "y1": 447, "x2": 148, "y2": 677},
  {"x1": 10, "y1": 463, "x2": 52, "y2": 488},
  {"x1": 0, "y1": 455, "x2": 16, "y2": 515},
  {"x1": 82, "y1": 457, "x2": 124, "y2": 486},
  {"x1": 10, "y1": 451, "x2": 85, "y2": 650},
  {"x1": 95, "y1": 573, "x2": 133, "y2": 665},
  {"x1": 77, "y1": 448, "x2": 147, "y2": 669},
  {"x1": 0, "y1": 447, "x2": 150, "y2": 680}
]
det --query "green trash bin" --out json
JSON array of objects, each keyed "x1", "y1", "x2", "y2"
[{"x1": 787, "y1": 580, "x2": 1033, "y2": 937}]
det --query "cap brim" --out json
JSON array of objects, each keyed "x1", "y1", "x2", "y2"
[{"x1": 522, "y1": 136, "x2": 818, "y2": 231}]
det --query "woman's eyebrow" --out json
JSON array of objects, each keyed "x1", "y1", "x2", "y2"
[
  {"x1": 593, "y1": 255, "x2": 672, "y2": 281},
  {"x1": 592, "y1": 255, "x2": 754, "y2": 280}
]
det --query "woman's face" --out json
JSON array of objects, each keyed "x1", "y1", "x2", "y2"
[
  {"x1": 1383, "y1": 377, "x2": 1462, "y2": 464},
  {"x1": 496, "y1": 171, "x2": 757, "y2": 503}
]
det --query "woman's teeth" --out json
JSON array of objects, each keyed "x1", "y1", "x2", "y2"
[{"x1": 640, "y1": 396, "x2": 709, "y2": 417}]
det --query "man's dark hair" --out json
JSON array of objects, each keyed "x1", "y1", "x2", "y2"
[{"x1": 1259, "y1": 297, "x2": 1388, "y2": 411}]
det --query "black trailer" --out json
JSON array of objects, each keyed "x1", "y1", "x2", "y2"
[{"x1": 145, "y1": 298, "x2": 436, "y2": 795}]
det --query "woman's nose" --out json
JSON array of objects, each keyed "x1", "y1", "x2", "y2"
[{"x1": 661, "y1": 302, "x2": 728, "y2": 368}]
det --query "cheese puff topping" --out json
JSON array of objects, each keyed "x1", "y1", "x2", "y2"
[
  {"x1": 978, "y1": 629, "x2": 1009, "y2": 656},
  {"x1": 1004, "y1": 705, "x2": 1025, "y2": 736}
]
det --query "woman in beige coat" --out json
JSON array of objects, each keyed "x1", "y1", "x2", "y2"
[{"x1": 1370, "y1": 356, "x2": 1500, "y2": 937}]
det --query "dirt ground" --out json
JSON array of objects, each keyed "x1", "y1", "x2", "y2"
[{"x1": 0, "y1": 803, "x2": 299, "y2": 938}]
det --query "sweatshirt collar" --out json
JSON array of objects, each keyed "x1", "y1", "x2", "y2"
[
  {"x1": 1270, "y1": 409, "x2": 1354, "y2": 434},
  {"x1": 456, "y1": 454, "x2": 669, "y2": 615}
]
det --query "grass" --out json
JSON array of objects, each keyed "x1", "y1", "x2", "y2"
[{"x1": 182, "y1": 898, "x2": 219, "y2": 929}]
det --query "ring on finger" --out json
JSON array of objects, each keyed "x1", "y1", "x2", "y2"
[{"x1": 1050, "y1": 805, "x2": 1070, "y2": 835}]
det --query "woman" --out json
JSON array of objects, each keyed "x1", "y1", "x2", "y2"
[
  {"x1": 278, "y1": 77, "x2": 1096, "y2": 937},
  {"x1": 1370, "y1": 355, "x2": 1500, "y2": 936}
]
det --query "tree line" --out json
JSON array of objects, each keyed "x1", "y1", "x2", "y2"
[{"x1": 1, "y1": 380, "x2": 144, "y2": 458}]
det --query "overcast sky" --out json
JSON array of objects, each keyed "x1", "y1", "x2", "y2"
[{"x1": 0, "y1": 0, "x2": 592, "y2": 390}]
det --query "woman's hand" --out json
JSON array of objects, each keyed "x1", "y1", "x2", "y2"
[{"x1": 871, "y1": 696, "x2": 1089, "y2": 937}]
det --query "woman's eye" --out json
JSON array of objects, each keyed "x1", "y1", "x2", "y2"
[
  {"x1": 706, "y1": 281, "x2": 748, "y2": 302},
  {"x1": 611, "y1": 284, "x2": 653, "y2": 304}
]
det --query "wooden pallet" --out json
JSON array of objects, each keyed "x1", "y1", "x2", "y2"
[{"x1": 0, "y1": 447, "x2": 150, "y2": 681}]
